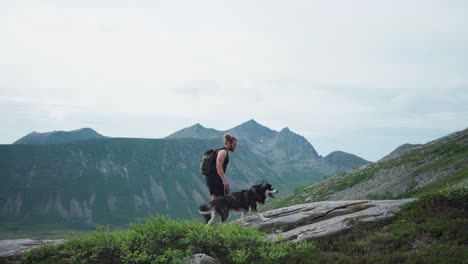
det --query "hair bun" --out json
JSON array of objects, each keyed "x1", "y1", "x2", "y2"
[{"x1": 224, "y1": 133, "x2": 237, "y2": 143}]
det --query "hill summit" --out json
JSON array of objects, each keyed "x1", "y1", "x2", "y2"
[
  {"x1": 166, "y1": 123, "x2": 222, "y2": 139},
  {"x1": 13, "y1": 128, "x2": 107, "y2": 145}
]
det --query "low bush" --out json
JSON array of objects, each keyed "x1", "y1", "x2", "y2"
[{"x1": 20, "y1": 216, "x2": 316, "y2": 264}]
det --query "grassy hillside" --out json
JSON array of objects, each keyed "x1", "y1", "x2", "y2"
[
  {"x1": 268, "y1": 128, "x2": 468, "y2": 209},
  {"x1": 313, "y1": 186, "x2": 467, "y2": 263}
]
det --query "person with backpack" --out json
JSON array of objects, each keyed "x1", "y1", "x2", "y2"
[{"x1": 201, "y1": 133, "x2": 238, "y2": 200}]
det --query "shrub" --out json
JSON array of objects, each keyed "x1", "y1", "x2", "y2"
[{"x1": 20, "y1": 215, "x2": 316, "y2": 264}]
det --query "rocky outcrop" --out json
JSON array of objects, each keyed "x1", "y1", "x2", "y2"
[
  {"x1": 181, "y1": 253, "x2": 220, "y2": 264},
  {"x1": 0, "y1": 239, "x2": 64, "y2": 259},
  {"x1": 242, "y1": 199, "x2": 415, "y2": 242}
]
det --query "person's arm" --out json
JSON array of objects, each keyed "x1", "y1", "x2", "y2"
[{"x1": 216, "y1": 149, "x2": 229, "y2": 191}]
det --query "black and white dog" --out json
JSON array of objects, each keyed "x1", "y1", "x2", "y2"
[{"x1": 199, "y1": 180, "x2": 278, "y2": 225}]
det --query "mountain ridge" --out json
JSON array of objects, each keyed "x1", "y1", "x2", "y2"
[
  {"x1": 166, "y1": 123, "x2": 223, "y2": 139},
  {"x1": 13, "y1": 128, "x2": 107, "y2": 145}
]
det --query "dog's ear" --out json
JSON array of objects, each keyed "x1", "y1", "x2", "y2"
[{"x1": 261, "y1": 180, "x2": 267, "y2": 187}]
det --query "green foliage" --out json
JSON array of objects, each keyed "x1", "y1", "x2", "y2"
[
  {"x1": 20, "y1": 215, "x2": 316, "y2": 264},
  {"x1": 314, "y1": 186, "x2": 468, "y2": 263},
  {"x1": 409, "y1": 168, "x2": 468, "y2": 198}
]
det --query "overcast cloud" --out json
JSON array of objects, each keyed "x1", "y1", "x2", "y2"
[{"x1": 1, "y1": 0, "x2": 467, "y2": 161}]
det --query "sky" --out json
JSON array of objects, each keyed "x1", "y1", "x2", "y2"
[{"x1": 1, "y1": 0, "x2": 467, "y2": 161}]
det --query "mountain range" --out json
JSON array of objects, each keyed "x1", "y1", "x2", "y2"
[{"x1": 0, "y1": 120, "x2": 369, "y2": 230}]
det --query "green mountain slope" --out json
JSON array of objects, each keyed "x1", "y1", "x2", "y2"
[{"x1": 269, "y1": 127, "x2": 468, "y2": 209}]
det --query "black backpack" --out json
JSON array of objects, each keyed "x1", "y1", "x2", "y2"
[{"x1": 200, "y1": 149, "x2": 217, "y2": 176}]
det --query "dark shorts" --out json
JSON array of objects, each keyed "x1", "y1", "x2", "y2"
[{"x1": 205, "y1": 173, "x2": 226, "y2": 197}]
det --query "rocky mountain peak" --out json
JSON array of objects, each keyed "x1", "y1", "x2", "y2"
[
  {"x1": 231, "y1": 119, "x2": 271, "y2": 132},
  {"x1": 166, "y1": 123, "x2": 222, "y2": 139},
  {"x1": 324, "y1": 151, "x2": 370, "y2": 168},
  {"x1": 227, "y1": 120, "x2": 276, "y2": 143},
  {"x1": 191, "y1": 123, "x2": 205, "y2": 130}
]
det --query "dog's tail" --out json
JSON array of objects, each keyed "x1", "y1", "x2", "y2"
[{"x1": 198, "y1": 203, "x2": 213, "y2": 214}]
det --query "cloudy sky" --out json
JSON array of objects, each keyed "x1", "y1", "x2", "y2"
[{"x1": 1, "y1": 0, "x2": 467, "y2": 161}]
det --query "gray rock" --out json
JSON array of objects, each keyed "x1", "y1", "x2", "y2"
[
  {"x1": 180, "y1": 253, "x2": 220, "y2": 264},
  {"x1": 240, "y1": 199, "x2": 415, "y2": 242},
  {"x1": 0, "y1": 239, "x2": 64, "y2": 258}
]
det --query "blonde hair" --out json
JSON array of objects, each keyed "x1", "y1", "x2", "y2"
[{"x1": 224, "y1": 133, "x2": 237, "y2": 144}]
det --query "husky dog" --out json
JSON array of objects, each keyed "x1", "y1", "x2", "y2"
[{"x1": 199, "y1": 180, "x2": 278, "y2": 225}]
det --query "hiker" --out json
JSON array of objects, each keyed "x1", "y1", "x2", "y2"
[{"x1": 205, "y1": 133, "x2": 238, "y2": 200}]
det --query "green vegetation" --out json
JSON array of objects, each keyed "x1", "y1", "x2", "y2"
[
  {"x1": 17, "y1": 216, "x2": 314, "y2": 264},
  {"x1": 314, "y1": 187, "x2": 468, "y2": 263},
  {"x1": 13, "y1": 187, "x2": 467, "y2": 263}
]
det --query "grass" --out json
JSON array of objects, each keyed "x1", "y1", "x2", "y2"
[{"x1": 314, "y1": 187, "x2": 468, "y2": 263}]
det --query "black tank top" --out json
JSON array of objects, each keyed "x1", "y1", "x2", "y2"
[
  {"x1": 211, "y1": 147, "x2": 229, "y2": 174},
  {"x1": 220, "y1": 147, "x2": 229, "y2": 173}
]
